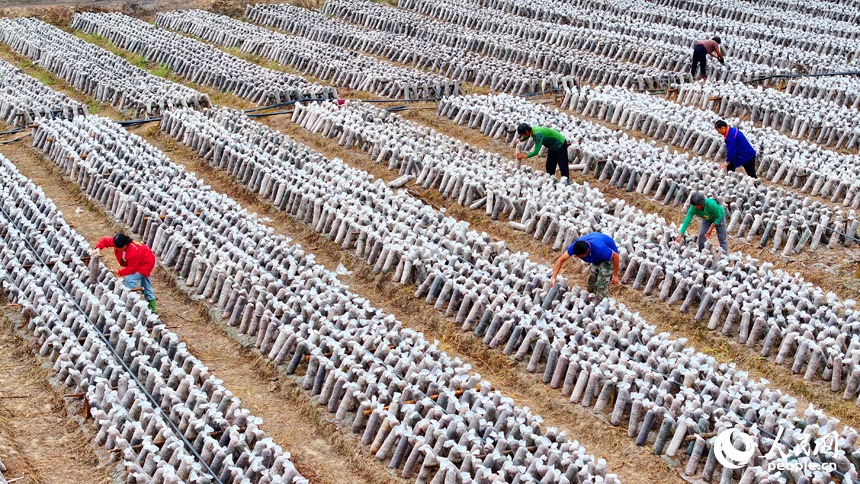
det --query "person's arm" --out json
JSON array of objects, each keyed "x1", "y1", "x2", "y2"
[
  {"x1": 550, "y1": 251, "x2": 571, "y2": 287},
  {"x1": 611, "y1": 251, "x2": 620, "y2": 285},
  {"x1": 526, "y1": 133, "x2": 544, "y2": 158},
  {"x1": 710, "y1": 44, "x2": 723, "y2": 59},
  {"x1": 676, "y1": 207, "x2": 695, "y2": 243},
  {"x1": 91, "y1": 237, "x2": 114, "y2": 256}
]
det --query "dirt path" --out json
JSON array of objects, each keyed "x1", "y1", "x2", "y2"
[
  {"x1": 18, "y1": 29, "x2": 852, "y2": 477},
  {"x1": 1, "y1": 21, "x2": 856, "y2": 484},
  {"x1": 0, "y1": 312, "x2": 115, "y2": 484},
  {"x1": 266, "y1": 107, "x2": 860, "y2": 428},
  {"x1": 0, "y1": 139, "x2": 398, "y2": 484},
  {"x1": 411, "y1": 105, "x2": 860, "y2": 298},
  {"x1": 259, "y1": 109, "x2": 860, "y2": 431},
  {"x1": 0, "y1": 44, "x2": 397, "y2": 484},
  {"x1": 0, "y1": 0, "x2": 304, "y2": 24},
  {"x1": 128, "y1": 119, "x2": 685, "y2": 484}
]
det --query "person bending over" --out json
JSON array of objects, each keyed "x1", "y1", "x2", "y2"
[
  {"x1": 715, "y1": 119, "x2": 758, "y2": 179},
  {"x1": 515, "y1": 123, "x2": 571, "y2": 184},
  {"x1": 675, "y1": 192, "x2": 729, "y2": 253},
  {"x1": 550, "y1": 232, "x2": 620, "y2": 300},
  {"x1": 92, "y1": 233, "x2": 158, "y2": 313},
  {"x1": 691, "y1": 36, "x2": 724, "y2": 81}
]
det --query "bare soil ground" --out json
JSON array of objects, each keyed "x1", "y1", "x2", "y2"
[
  {"x1": 131, "y1": 121, "x2": 686, "y2": 484},
  {"x1": 0, "y1": 139, "x2": 401, "y2": 484},
  {"x1": 0, "y1": 0, "x2": 311, "y2": 24},
  {"x1": 0, "y1": 312, "x2": 116, "y2": 484},
  {"x1": 0, "y1": 42, "x2": 686, "y2": 480},
  {"x1": 260, "y1": 109, "x2": 860, "y2": 434},
  {"x1": 1, "y1": 7, "x2": 859, "y2": 484}
]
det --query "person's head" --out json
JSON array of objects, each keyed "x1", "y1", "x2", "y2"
[
  {"x1": 572, "y1": 240, "x2": 590, "y2": 259},
  {"x1": 712, "y1": 36, "x2": 721, "y2": 44},
  {"x1": 690, "y1": 192, "x2": 706, "y2": 210},
  {"x1": 113, "y1": 233, "x2": 132, "y2": 250},
  {"x1": 517, "y1": 123, "x2": 533, "y2": 140},
  {"x1": 714, "y1": 119, "x2": 729, "y2": 136}
]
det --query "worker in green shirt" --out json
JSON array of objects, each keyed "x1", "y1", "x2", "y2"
[
  {"x1": 515, "y1": 123, "x2": 571, "y2": 184},
  {"x1": 674, "y1": 192, "x2": 729, "y2": 253}
]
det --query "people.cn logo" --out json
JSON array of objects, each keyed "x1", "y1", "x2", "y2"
[
  {"x1": 713, "y1": 429, "x2": 756, "y2": 469},
  {"x1": 712, "y1": 427, "x2": 840, "y2": 473}
]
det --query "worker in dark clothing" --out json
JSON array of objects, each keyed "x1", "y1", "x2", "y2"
[
  {"x1": 675, "y1": 192, "x2": 729, "y2": 253},
  {"x1": 92, "y1": 233, "x2": 158, "y2": 313},
  {"x1": 715, "y1": 120, "x2": 758, "y2": 178},
  {"x1": 515, "y1": 123, "x2": 571, "y2": 185},
  {"x1": 550, "y1": 232, "x2": 620, "y2": 300},
  {"x1": 691, "y1": 36, "x2": 724, "y2": 81}
]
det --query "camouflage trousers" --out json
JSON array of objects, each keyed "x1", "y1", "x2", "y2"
[{"x1": 587, "y1": 261, "x2": 613, "y2": 299}]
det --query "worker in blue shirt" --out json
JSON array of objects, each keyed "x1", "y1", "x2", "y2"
[
  {"x1": 715, "y1": 120, "x2": 758, "y2": 178},
  {"x1": 550, "y1": 232, "x2": 620, "y2": 300}
]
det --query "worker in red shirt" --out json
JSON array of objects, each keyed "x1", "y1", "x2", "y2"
[
  {"x1": 91, "y1": 233, "x2": 158, "y2": 313},
  {"x1": 691, "y1": 36, "x2": 724, "y2": 81}
]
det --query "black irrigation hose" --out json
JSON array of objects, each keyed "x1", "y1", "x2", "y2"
[
  {"x1": 115, "y1": 118, "x2": 162, "y2": 127},
  {"x1": 745, "y1": 71, "x2": 860, "y2": 84},
  {"x1": 0, "y1": 125, "x2": 29, "y2": 136},
  {"x1": 360, "y1": 97, "x2": 442, "y2": 103},
  {"x1": 0, "y1": 203, "x2": 224, "y2": 484},
  {"x1": 518, "y1": 88, "x2": 563, "y2": 98},
  {"x1": 16, "y1": 92, "x2": 857, "y2": 484},
  {"x1": 245, "y1": 110, "x2": 293, "y2": 118},
  {"x1": 0, "y1": 133, "x2": 32, "y2": 145},
  {"x1": 823, "y1": 224, "x2": 860, "y2": 244},
  {"x1": 113, "y1": 96, "x2": 443, "y2": 125},
  {"x1": 242, "y1": 98, "x2": 329, "y2": 113}
]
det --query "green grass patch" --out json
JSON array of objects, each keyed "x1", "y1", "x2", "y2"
[
  {"x1": 36, "y1": 70, "x2": 56, "y2": 86},
  {"x1": 151, "y1": 63, "x2": 171, "y2": 78},
  {"x1": 73, "y1": 31, "x2": 127, "y2": 59},
  {"x1": 128, "y1": 54, "x2": 148, "y2": 69},
  {"x1": 86, "y1": 99, "x2": 105, "y2": 114}
]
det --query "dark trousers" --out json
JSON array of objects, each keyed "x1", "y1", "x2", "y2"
[
  {"x1": 691, "y1": 44, "x2": 707, "y2": 79},
  {"x1": 698, "y1": 218, "x2": 729, "y2": 253},
  {"x1": 546, "y1": 141, "x2": 570, "y2": 179},
  {"x1": 729, "y1": 154, "x2": 758, "y2": 178}
]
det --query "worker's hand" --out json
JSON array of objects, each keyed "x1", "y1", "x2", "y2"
[
  {"x1": 515, "y1": 152, "x2": 527, "y2": 160},
  {"x1": 90, "y1": 248, "x2": 100, "y2": 257},
  {"x1": 109, "y1": 268, "x2": 120, "y2": 276},
  {"x1": 706, "y1": 226, "x2": 714, "y2": 238},
  {"x1": 550, "y1": 276, "x2": 556, "y2": 288},
  {"x1": 719, "y1": 57, "x2": 725, "y2": 65},
  {"x1": 719, "y1": 163, "x2": 728, "y2": 170},
  {"x1": 611, "y1": 274, "x2": 620, "y2": 286},
  {"x1": 674, "y1": 234, "x2": 683, "y2": 245}
]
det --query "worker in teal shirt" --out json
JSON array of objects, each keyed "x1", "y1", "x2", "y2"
[
  {"x1": 675, "y1": 192, "x2": 729, "y2": 253},
  {"x1": 515, "y1": 123, "x2": 571, "y2": 184},
  {"x1": 550, "y1": 232, "x2": 620, "y2": 300}
]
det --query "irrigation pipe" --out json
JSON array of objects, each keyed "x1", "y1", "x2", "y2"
[{"x1": 0, "y1": 203, "x2": 224, "y2": 484}]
